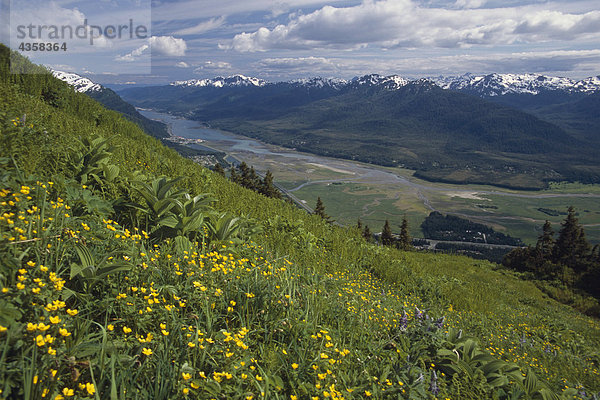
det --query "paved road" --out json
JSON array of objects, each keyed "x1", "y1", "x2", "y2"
[{"x1": 419, "y1": 239, "x2": 524, "y2": 250}]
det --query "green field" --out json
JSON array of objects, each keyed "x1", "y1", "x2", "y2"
[{"x1": 266, "y1": 161, "x2": 600, "y2": 245}]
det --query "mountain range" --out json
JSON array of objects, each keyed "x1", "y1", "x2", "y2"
[{"x1": 165, "y1": 72, "x2": 600, "y2": 96}]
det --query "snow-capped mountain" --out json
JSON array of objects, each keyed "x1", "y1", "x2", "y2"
[
  {"x1": 431, "y1": 73, "x2": 600, "y2": 96},
  {"x1": 573, "y1": 76, "x2": 600, "y2": 93},
  {"x1": 167, "y1": 72, "x2": 600, "y2": 97},
  {"x1": 52, "y1": 70, "x2": 103, "y2": 93},
  {"x1": 350, "y1": 74, "x2": 410, "y2": 90},
  {"x1": 171, "y1": 74, "x2": 266, "y2": 88},
  {"x1": 289, "y1": 77, "x2": 348, "y2": 90}
]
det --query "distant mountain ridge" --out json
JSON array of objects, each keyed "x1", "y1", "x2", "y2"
[
  {"x1": 168, "y1": 72, "x2": 600, "y2": 96},
  {"x1": 171, "y1": 74, "x2": 267, "y2": 88},
  {"x1": 431, "y1": 73, "x2": 600, "y2": 97}
]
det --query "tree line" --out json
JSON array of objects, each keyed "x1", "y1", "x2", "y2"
[
  {"x1": 503, "y1": 206, "x2": 600, "y2": 302},
  {"x1": 214, "y1": 161, "x2": 281, "y2": 199}
]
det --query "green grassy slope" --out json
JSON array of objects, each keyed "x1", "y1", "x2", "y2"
[
  {"x1": 1, "y1": 45, "x2": 599, "y2": 399},
  {"x1": 86, "y1": 87, "x2": 170, "y2": 139}
]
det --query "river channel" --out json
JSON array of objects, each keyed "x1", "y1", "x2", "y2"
[{"x1": 138, "y1": 109, "x2": 600, "y2": 202}]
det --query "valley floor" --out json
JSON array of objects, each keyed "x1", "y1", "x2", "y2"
[{"x1": 140, "y1": 110, "x2": 600, "y2": 245}]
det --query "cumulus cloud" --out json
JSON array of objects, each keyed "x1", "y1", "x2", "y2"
[
  {"x1": 358, "y1": 49, "x2": 600, "y2": 78},
  {"x1": 150, "y1": 36, "x2": 187, "y2": 56},
  {"x1": 115, "y1": 36, "x2": 186, "y2": 61},
  {"x1": 175, "y1": 61, "x2": 190, "y2": 68},
  {"x1": 174, "y1": 17, "x2": 225, "y2": 35},
  {"x1": 226, "y1": 0, "x2": 600, "y2": 52},
  {"x1": 243, "y1": 49, "x2": 600, "y2": 81},
  {"x1": 194, "y1": 61, "x2": 233, "y2": 71},
  {"x1": 115, "y1": 44, "x2": 149, "y2": 62}
]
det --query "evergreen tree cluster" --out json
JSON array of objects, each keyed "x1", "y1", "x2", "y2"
[
  {"x1": 361, "y1": 218, "x2": 412, "y2": 250},
  {"x1": 227, "y1": 162, "x2": 281, "y2": 199},
  {"x1": 503, "y1": 206, "x2": 600, "y2": 298},
  {"x1": 422, "y1": 211, "x2": 523, "y2": 246}
]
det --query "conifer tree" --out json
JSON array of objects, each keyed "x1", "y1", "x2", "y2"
[
  {"x1": 238, "y1": 162, "x2": 252, "y2": 189},
  {"x1": 398, "y1": 217, "x2": 412, "y2": 250},
  {"x1": 593, "y1": 245, "x2": 600, "y2": 262},
  {"x1": 314, "y1": 197, "x2": 333, "y2": 223},
  {"x1": 229, "y1": 166, "x2": 240, "y2": 184},
  {"x1": 363, "y1": 225, "x2": 372, "y2": 242},
  {"x1": 381, "y1": 219, "x2": 394, "y2": 246},
  {"x1": 249, "y1": 166, "x2": 260, "y2": 191},
  {"x1": 213, "y1": 162, "x2": 225, "y2": 176},
  {"x1": 553, "y1": 206, "x2": 591, "y2": 273},
  {"x1": 260, "y1": 170, "x2": 281, "y2": 199},
  {"x1": 536, "y1": 220, "x2": 555, "y2": 260},
  {"x1": 357, "y1": 218, "x2": 363, "y2": 231}
]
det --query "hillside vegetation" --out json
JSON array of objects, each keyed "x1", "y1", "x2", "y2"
[{"x1": 1, "y1": 44, "x2": 599, "y2": 399}]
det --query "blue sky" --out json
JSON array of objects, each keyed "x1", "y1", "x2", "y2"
[{"x1": 3, "y1": 0, "x2": 600, "y2": 84}]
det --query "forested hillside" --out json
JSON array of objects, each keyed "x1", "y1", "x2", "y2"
[{"x1": 1, "y1": 44, "x2": 599, "y2": 399}]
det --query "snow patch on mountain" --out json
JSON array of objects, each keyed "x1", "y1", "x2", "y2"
[
  {"x1": 350, "y1": 74, "x2": 410, "y2": 90},
  {"x1": 289, "y1": 77, "x2": 348, "y2": 89},
  {"x1": 573, "y1": 76, "x2": 600, "y2": 93},
  {"x1": 432, "y1": 73, "x2": 600, "y2": 96},
  {"x1": 168, "y1": 72, "x2": 600, "y2": 96},
  {"x1": 52, "y1": 71, "x2": 103, "y2": 93},
  {"x1": 171, "y1": 75, "x2": 266, "y2": 88}
]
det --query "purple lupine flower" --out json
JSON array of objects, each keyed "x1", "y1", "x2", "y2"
[
  {"x1": 435, "y1": 317, "x2": 445, "y2": 329},
  {"x1": 415, "y1": 307, "x2": 424, "y2": 320},
  {"x1": 400, "y1": 311, "x2": 408, "y2": 330},
  {"x1": 519, "y1": 334, "x2": 527, "y2": 345}
]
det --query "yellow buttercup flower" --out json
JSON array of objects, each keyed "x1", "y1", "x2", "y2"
[
  {"x1": 142, "y1": 348, "x2": 152, "y2": 356},
  {"x1": 38, "y1": 323, "x2": 50, "y2": 331}
]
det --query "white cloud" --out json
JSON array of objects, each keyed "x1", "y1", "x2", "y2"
[
  {"x1": 151, "y1": 0, "x2": 349, "y2": 22},
  {"x1": 195, "y1": 61, "x2": 233, "y2": 71},
  {"x1": 235, "y1": 49, "x2": 600, "y2": 81},
  {"x1": 115, "y1": 44, "x2": 149, "y2": 62},
  {"x1": 174, "y1": 17, "x2": 225, "y2": 35},
  {"x1": 175, "y1": 61, "x2": 190, "y2": 68},
  {"x1": 115, "y1": 35, "x2": 186, "y2": 61},
  {"x1": 258, "y1": 56, "x2": 336, "y2": 70},
  {"x1": 454, "y1": 0, "x2": 486, "y2": 9},
  {"x1": 227, "y1": 0, "x2": 600, "y2": 52},
  {"x1": 150, "y1": 36, "x2": 187, "y2": 56}
]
